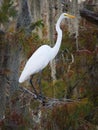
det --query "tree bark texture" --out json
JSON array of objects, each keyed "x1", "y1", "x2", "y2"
[
  {"x1": 16, "y1": 0, "x2": 32, "y2": 30},
  {"x1": 88, "y1": 55, "x2": 98, "y2": 106},
  {"x1": 0, "y1": 34, "x2": 21, "y2": 119}
]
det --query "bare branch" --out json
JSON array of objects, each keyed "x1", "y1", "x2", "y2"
[
  {"x1": 19, "y1": 86, "x2": 37, "y2": 99},
  {"x1": 80, "y1": 8, "x2": 98, "y2": 25}
]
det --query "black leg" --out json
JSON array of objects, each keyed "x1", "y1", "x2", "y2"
[
  {"x1": 30, "y1": 75, "x2": 38, "y2": 96},
  {"x1": 30, "y1": 74, "x2": 46, "y2": 105},
  {"x1": 37, "y1": 71, "x2": 46, "y2": 102},
  {"x1": 37, "y1": 71, "x2": 42, "y2": 97}
]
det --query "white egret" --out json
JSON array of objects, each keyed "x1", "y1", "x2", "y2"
[{"x1": 19, "y1": 13, "x2": 75, "y2": 100}]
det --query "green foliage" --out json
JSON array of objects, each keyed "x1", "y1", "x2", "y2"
[
  {"x1": 41, "y1": 101, "x2": 96, "y2": 130},
  {"x1": 15, "y1": 19, "x2": 47, "y2": 57},
  {"x1": 17, "y1": 31, "x2": 45, "y2": 56},
  {"x1": 0, "y1": 0, "x2": 17, "y2": 25},
  {"x1": 30, "y1": 20, "x2": 44, "y2": 30},
  {"x1": 42, "y1": 79, "x2": 66, "y2": 99}
]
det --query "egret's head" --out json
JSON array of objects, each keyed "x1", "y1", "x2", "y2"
[{"x1": 61, "y1": 13, "x2": 75, "y2": 19}]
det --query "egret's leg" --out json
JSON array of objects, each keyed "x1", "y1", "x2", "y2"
[
  {"x1": 30, "y1": 76, "x2": 38, "y2": 96},
  {"x1": 37, "y1": 72, "x2": 46, "y2": 102},
  {"x1": 37, "y1": 71, "x2": 42, "y2": 97}
]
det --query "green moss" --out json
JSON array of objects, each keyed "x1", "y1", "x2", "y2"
[{"x1": 0, "y1": 0, "x2": 17, "y2": 28}]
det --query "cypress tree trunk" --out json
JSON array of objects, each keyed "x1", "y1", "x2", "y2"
[
  {"x1": 88, "y1": 54, "x2": 98, "y2": 106},
  {"x1": 16, "y1": 0, "x2": 32, "y2": 30},
  {"x1": 0, "y1": 35, "x2": 6, "y2": 119},
  {"x1": 0, "y1": 34, "x2": 21, "y2": 119}
]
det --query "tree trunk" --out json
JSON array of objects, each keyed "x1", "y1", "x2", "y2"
[
  {"x1": 0, "y1": 34, "x2": 21, "y2": 119},
  {"x1": 0, "y1": 35, "x2": 6, "y2": 119},
  {"x1": 16, "y1": 0, "x2": 32, "y2": 30},
  {"x1": 88, "y1": 54, "x2": 98, "y2": 106}
]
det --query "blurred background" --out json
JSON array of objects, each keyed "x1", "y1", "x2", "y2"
[{"x1": 0, "y1": 0, "x2": 98, "y2": 129}]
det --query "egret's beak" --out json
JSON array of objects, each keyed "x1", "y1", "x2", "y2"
[{"x1": 65, "y1": 14, "x2": 75, "y2": 18}]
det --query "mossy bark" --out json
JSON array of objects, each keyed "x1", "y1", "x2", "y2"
[{"x1": 0, "y1": 34, "x2": 21, "y2": 119}]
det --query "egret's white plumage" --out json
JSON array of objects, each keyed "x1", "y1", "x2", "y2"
[
  {"x1": 19, "y1": 45, "x2": 52, "y2": 82},
  {"x1": 19, "y1": 13, "x2": 75, "y2": 83}
]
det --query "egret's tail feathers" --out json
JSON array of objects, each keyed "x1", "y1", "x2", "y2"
[
  {"x1": 19, "y1": 78, "x2": 23, "y2": 83},
  {"x1": 19, "y1": 74, "x2": 29, "y2": 83}
]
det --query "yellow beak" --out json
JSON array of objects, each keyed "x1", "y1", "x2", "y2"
[{"x1": 65, "y1": 14, "x2": 75, "y2": 18}]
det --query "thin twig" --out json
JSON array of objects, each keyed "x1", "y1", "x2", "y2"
[{"x1": 19, "y1": 86, "x2": 37, "y2": 99}]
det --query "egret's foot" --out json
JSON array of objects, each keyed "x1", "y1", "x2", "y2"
[
  {"x1": 37, "y1": 93, "x2": 45, "y2": 100},
  {"x1": 37, "y1": 94, "x2": 46, "y2": 105}
]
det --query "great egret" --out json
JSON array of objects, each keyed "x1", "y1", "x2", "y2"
[{"x1": 19, "y1": 13, "x2": 75, "y2": 100}]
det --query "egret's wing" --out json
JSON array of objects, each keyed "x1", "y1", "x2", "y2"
[
  {"x1": 26, "y1": 45, "x2": 51, "y2": 72},
  {"x1": 19, "y1": 45, "x2": 51, "y2": 82}
]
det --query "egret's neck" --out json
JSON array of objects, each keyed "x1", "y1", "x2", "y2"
[{"x1": 51, "y1": 16, "x2": 63, "y2": 60}]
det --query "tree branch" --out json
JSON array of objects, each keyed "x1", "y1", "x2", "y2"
[
  {"x1": 19, "y1": 86, "x2": 37, "y2": 99},
  {"x1": 80, "y1": 8, "x2": 98, "y2": 25},
  {"x1": 19, "y1": 86, "x2": 76, "y2": 107}
]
